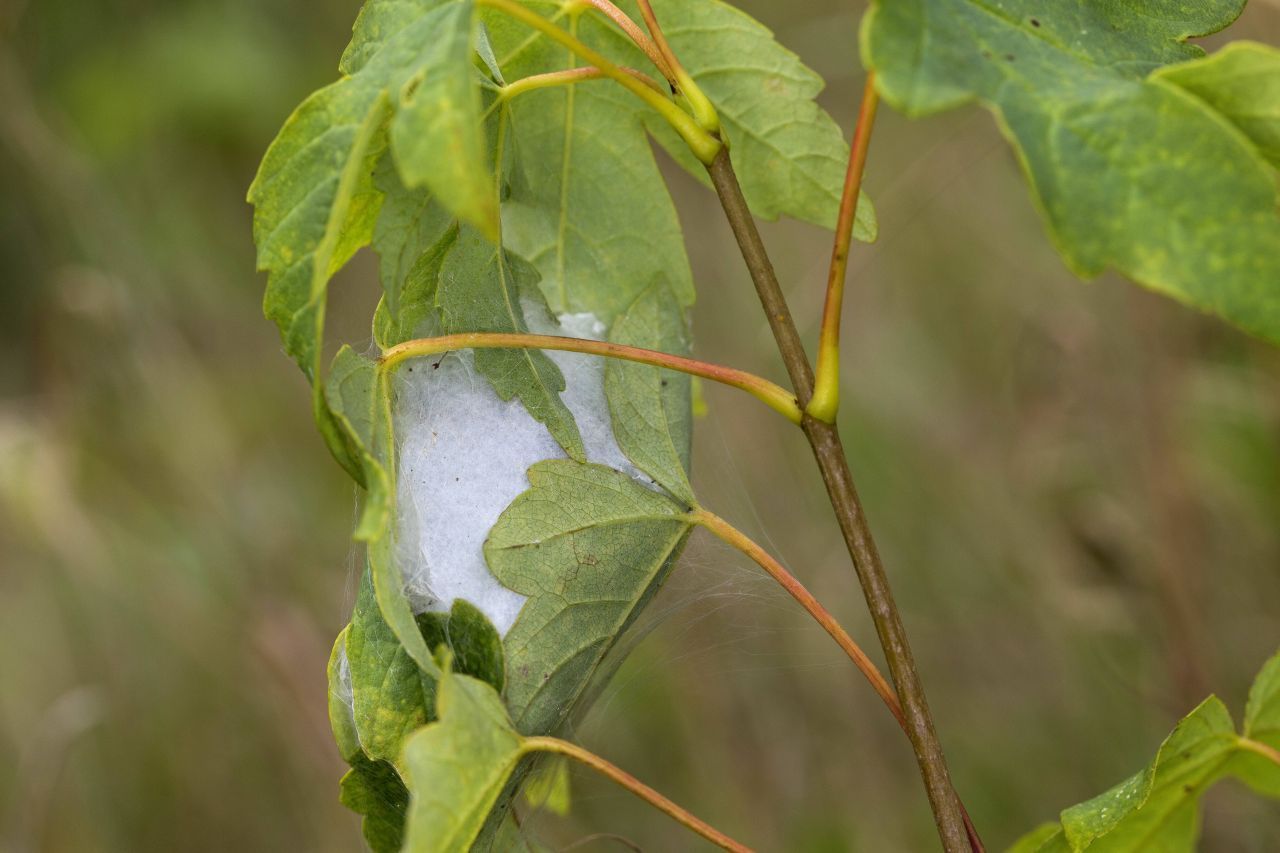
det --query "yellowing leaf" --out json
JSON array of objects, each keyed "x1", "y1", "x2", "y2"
[
  {"x1": 401, "y1": 667, "x2": 526, "y2": 853},
  {"x1": 389, "y1": 0, "x2": 500, "y2": 240},
  {"x1": 522, "y1": 756, "x2": 571, "y2": 817}
]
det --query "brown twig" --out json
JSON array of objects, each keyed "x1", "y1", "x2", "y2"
[
  {"x1": 705, "y1": 145, "x2": 976, "y2": 852},
  {"x1": 577, "y1": 0, "x2": 674, "y2": 82}
]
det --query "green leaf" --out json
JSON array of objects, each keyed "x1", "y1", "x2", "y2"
[
  {"x1": 522, "y1": 756, "x2": 572, "y2": 817},
  {"x1": 372, "y1": 225, "x2": 451, "y2": 349},
  {"x1": 250, "y1": 85, "x2": 388, "y2": 480},
  {"x1": 388, "y1": 0, "x2": 500, "y2": 240},
  {"x1": 371, "y1": 156, "x2": 453, "y2": 342},
  {"x1": 862, "y1": 0, "x2": 1280, "y2": 344},
  {"x1": 437, "y1": 225, "x2": 587, "y2": 461},
  {"x1": 1008, "y1": 823, "x2": 1067, "y2": 853},
  {"x1": 484, "y1": 461, "x2": 692, "y2": 733},
  {"x1": 251, "y1": 3, "x2": 491, "y2": 473},
  {"x1": 253, "y1": 6, "x2": 469, "y2": 369},
  {"x1": 348, "y1": 571, "x2": 511, "y2": 767},
  {"x1": 1245, "y1": 650, "x2": 1280, "y2": 738},
  {"x1": 413, "y1": 602, "x2": 508, "y2": 695},
  {"x1": 341, "y1": 753, "x2": 412, "y2": 853},
  {"x1": 1060, "y1": 697, "x2": 1237, "y2": 851},
  {"x1": 324, "y1": 347, "x2": 391, "y2": 532},
  {"x1": 1235, "y1": 649, "x2": 1280, "y2": 797},
  {"x1": 348, "y1": 572, "x2": 434, "y2": 765},
  {"x1": 605, "y1": 280, "x2": 695, "y2": 504},
  {"x1": 249, "y1": 82, "x2": 387, "y2": 384},
  {"x1": 474, "y1": 22, "x2": 505, "y2": 86},
  {"x1": 489, "y1": 0, "x2": 878, "y2": 323},
  {"x1": 327, "y1": 627, "x2": 362, "y2": 765},
  {"x1": 323, "y1": 349, "x2": 437, "y2": 681},
  {"x1": 342, "y1": 0, "x2": 449, "y2": 76},
  {"x1": 485, "y1": 11, "x2": 696, "y2": 319},
  {"x1": 322, "y1": 348, "x2": 439, "y2": 679},
  {"x1": 1016, "y1": 650, "x2": 1280, "y2": 852},
  {"x1": 445, "y1": 598, "x2": 507, "y2": 693},
  {"x1": 1156, "y1": 41, "x2": 1280, "y2": 169},
  {"x1": 338, "y1": 590, "x2": 509, "y2": 846},
  {"x1": 370, "y1": 528, "x2": 441, "y2": 680},
  {"x1": 636, "y1": 0, "x2": 876, "y2": 239},
  {"x1": 401, "y1": 666, "x2": 527, "y2": 853}
]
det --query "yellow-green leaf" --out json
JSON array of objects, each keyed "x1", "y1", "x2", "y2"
[
  {"x1": 389, "y1": 0, "x2": 500, "y2": 240},
  {"x1": 401, "y1": 666, "x2": 526, "y2": 853},
  {"x1": 522, "y1": 756, "x2": 572, "y2": 817},
  {"x1": 1156, "y1": 41, "x2": 1280, "y2": 168}
]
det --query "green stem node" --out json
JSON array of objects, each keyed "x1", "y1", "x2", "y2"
[{"x1": 478, "y1": 0, "x2": 722, "y2": 163}]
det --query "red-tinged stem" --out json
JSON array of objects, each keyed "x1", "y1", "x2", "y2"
[
  {"x1": 808, "y1": 72, "x2": 880, "y2": 423},
  {"x1": 522, "y1": 737, "x2": 754, "y2": 853},
  {"x1": 477, "y1": 0, "x2": 721, "y2": 163},
  {"x1": 379, "y1": 332, "x2": 802, "y2": 424},
  {"x1": 692, "y1": 508, "x2": 904, "y2": 728},
  {"x1": 634, "y1": 0, "x2": 680, "y2": 83},
  {"x1": 693, "y1": 515, "x2": 985, "y2": 851},
  {"x1": 576, "y1": 0, "x2": 673, "y2": 82},
  {"x1": 634, "y1": 0, "x2": 719, "y2": 134}
]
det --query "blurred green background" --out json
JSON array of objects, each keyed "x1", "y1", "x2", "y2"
[{"x1": 2, "y1": 1, "x2": 1278, "y2": 850}]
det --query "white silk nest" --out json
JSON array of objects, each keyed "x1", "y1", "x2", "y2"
[{"x1": 391, "y1": 310, "x2": 640, "y2": 636}]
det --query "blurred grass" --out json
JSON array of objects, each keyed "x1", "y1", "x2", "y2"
[{"x1": 1, "y1": 1, "x2": 1277, "y2": 850}]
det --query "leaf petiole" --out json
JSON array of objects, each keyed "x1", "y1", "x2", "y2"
[
  {"x1": 521, "y1": 736, "x2": 753, "y2": 852},
  {"x1": 689, "y1": 508, "x2": 904, "y2": 728},
  {"x1": 500, "y1": 65, "x2": 666, "y2": 101},
  {"x1": 379, "y1": 332, "x2": 803, "y2": 424},
  {"x1": 476, "y1": 0, "x2": 722, "y2": 163},
  {"x1": 690, "y1": 507, "x2": 989, "y2": 850},
  {"x1": 1238, "y1": 736, "x2": 1280, "y2": 768},
  {"x1": 571, "y1": 0, "x2": 673, "y2": 82},
  {"x1": 807, "y1": 72, "x2": 880, "y2": 425},
  {"x1": 634, "y1": 0, "x2": 720, "y2": 135}
]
